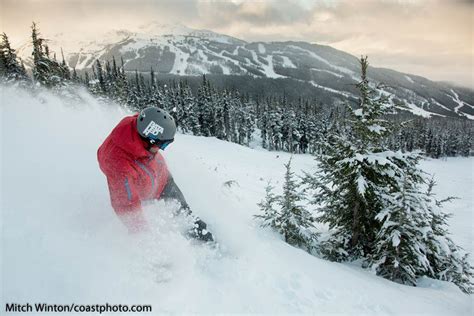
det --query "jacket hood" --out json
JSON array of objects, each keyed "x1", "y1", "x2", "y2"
[{"x1": 110, "y1": 114, "x2": 154, "y2": 159}]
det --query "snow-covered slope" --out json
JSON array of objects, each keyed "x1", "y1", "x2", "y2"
[
  {"x1": 15, "y1": 23, "x2": 474, "y2": 120},
  {"x1": 2, "y1": 85, "x2": 472, "y2": 315}
]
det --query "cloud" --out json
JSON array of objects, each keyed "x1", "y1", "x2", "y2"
[
  {"x1": 198, "y1": 0, "x2": 472, "y2": 86},
  {"x1": 1, "y1": 0, "x2": 472, "y2": 87},
  {"x1": 196, "y1": 0, "x2": 315, "y2": 27}
]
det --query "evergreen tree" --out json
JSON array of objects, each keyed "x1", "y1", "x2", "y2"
[
  {"x1": 0, "y1": 32, "x2": 29, "y2": 82},
  {"x1": 139, "y1": 73, "x2": 146, "y2": 96},
  {"x1": 60, "y1": 48, "x2": 70, "y2": 80},
  {"x1": 93, "y1": 59, "x2": 106, "y2": 94},
  {"x1": 214, "y1": 90, "x2": 228, "y2": 140},
  {"x1": 31, "y1": 22, "x2": 49, "y2": 85},
  {"x1": 113, "y1": 56, "x2": 120, "y2": 77},
  {"x1": 157, "y1": 83, "x2": 172, "y2": 111},
  {"x1": 183, "y1": 84, "x2": 201, "y2": 135},
  {"x1": 31, "y1": 22, "x2": 68, "y2": 87},
  {"x1": 255, "y1": 182, "x2": 280, "y2": 229},
  {"x1": 196, "y1": 75, "x2": 215, "y2": 137},
  {"x1": 71, "y1": 68, "x2": 79, "y2": 83},
  {"x1": 256, "y1": 158, "x2": 318, "y2": 251},
  {"x1": 174, "y1": 82, "x2": 188, "y2": 131},
  {"x1": 259, "y1": 103, "x2": 269, "y2": 149},
  {"x1": 84, "y1": 71, "x2": 90, "y2": 88},
  {"x1": 304, "y1": 56, "x2": 397, "y2": 260},
  {"x1": 105, "y1": 60, "x2": 113, "y2": 90},
  {"x1": 97, "y1": 60, "x2": 106, "y2": 92},
  {"x1": 115, "y1": 58, "x2": 129, "y2": 105},
  {"x1": 278, "y1": 158, "x2": 318, "y2": 249},
  {"x1": 304, "y1": 56, "x2": 473, "y2": 293},
  {"x1": 134, "y1": 69, "x2": 141, "y2": 94},
  {"x1": 150, "y1": 66, "x2": 155, "y2": 90},
  {"x1": 369, "y1": 175, "x2": 473, "y2": 293},
  {"x1": 244, "y1": 99, "x2": 256, "y2": 145},
  {"x1": 0, "y1": 46, "x2": 6, "y2": 77}
]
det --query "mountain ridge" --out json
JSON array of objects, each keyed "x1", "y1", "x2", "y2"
[{"x1": 15, "y1": 23, "x2": 474, "y2": 120}]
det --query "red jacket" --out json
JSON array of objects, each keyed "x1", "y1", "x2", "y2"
[{"x1": 97, "y1": 114, "x2": 170, "y2": 232}]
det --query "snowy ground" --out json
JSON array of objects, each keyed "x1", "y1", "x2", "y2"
[{"x1": 1, "y1": 85, "x2": 473, "y2": 315}]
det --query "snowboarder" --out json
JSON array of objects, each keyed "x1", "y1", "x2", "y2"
[{"x1": 98, "y1": 107, "x2": 214, "y2": 242}]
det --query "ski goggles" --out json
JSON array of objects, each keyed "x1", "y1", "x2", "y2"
[{"x1": 150, "y1": 138, "x2": 174, "y2": 150}]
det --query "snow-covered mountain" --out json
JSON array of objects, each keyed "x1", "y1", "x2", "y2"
[
  {"x1": 2, "y1": 84, "x2": 472, "y2": 314},
  {"x1": 16, "y1": 23, "x2": 474, "y2": 119}
]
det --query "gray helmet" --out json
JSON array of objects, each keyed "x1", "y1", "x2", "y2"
[{"x1": 137, "y1": 107, "x2": 176, "y2": 143}]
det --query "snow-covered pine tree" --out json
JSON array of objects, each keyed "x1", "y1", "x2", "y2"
[
  {"x1": 71, "y1": 68, "x2": 79, "y2": 83},
  {"x1": 369, "y1": 174, "x2": 473, "y2": 293},
  {"x1": 234, "y1": 104, "x2": 248, "y2": 145},
  {"x1": 279, "y1": 158, "x2": 318, "y2": 249},
  {"x1": 304, "y1": 56, "x2": 400, "y2": 261},
  {"x1": 182, "y1": 84, "x2": 200, "y2": 135},
  {"x1": 282, "y1": 109, "x2": 300, "y2": 153},
  {"x1": 149, "y1": 66, "x2": 155, "y2": 90},
  {"x1": 255, "y1": 158, "x2": 318, "y2": 251},
  {"x1": 196, "y1": 75, "x2": 215, "y2": 137},
  {"x1": 167, "y1": 81, "x2": 180, "y2": 117},
  {"x1": 112, "y1": 56, "x2": 119, "y2": 79},
  {"x1": 244, "y1": 99, "x2": 256, "y2": 146},
  {"x1": 0, "y1": 32, "x2": 29, "y2": 82},
  {"x1": 1, "y1": 51, "x2": 7, "y2": 78},
  {"x1": 109, "y1": 58, "x2": 128, "y2": 105},
  {"x1": 213, "y1": 89, "x2": 227, "y2": 140},
  {"x1": 265, "y1": 106, "x2": 284, "y2": 151},
  {"x1": 31, "y1": 22, "x2": 49, "y2": 86},
  {"x1": 223, "y1": 91, "x2": 233, "y2": 141},
  {"x1": 156, "y1": 83, "x2": 171, "y2": 111},
  {"x1": 139, "y1": 73, "x2": 146, "y2": 98},
  {"x1": 259, "y1": 103, "x2": 269, "y2": 149},
  {"x1": 125, "y1": 69, "x2": 145, "y2": 110},
  {"x1": 97, "y1": 60, "x2": 107, "y2": 94},
  {"x1": 84, "y1": 71, "x2": 91, "y2": 87},
  {"x1": 227, "y1": 92, "x2": 240, "y2": 143},
  {"x1": 173, "y1": 82, "x2": 189, "y2": 132},
  {"x1": 60, "y1": 48, "x2": 70, "y2": 80},
  {"x1": 304, "y1": 56, "x2": 473, "y2": 293},
  {"x1": 255, "y1": 182, "x2": 280, "y2": 230},
  {"x1": 422, "y1": 179, "x2": 473, "y2": 293},
  {"x1": 367, "y1": 162, "x2": 429, "y2": 286},
  {"x1": 134, "y1": 70, "x2": 141, "y2": 94},
  {"x1": 296, "y1": 114, "x2": 309, "y2": 153},
  {"x1": 104, "y1": 60, "x2": 114, "y2": 93},
  {"x1": 31, "y1": 23, "x2": 68, "y2": 87}
]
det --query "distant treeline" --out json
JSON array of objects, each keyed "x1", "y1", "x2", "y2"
[{"x1": 1, "y1": 23, "x2": 472, "y2": 158}]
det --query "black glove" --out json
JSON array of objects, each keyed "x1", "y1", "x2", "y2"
[{"x1": 188, "y1": 218, "x2": 214, "y2": 242}]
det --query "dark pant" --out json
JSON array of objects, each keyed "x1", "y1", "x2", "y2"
[
  {"x1": 159, "y1": 176, "x2": 191, "y2": 215},
  {"x1": 159, "y1": 176, "x2": 214, "y2": 242}
]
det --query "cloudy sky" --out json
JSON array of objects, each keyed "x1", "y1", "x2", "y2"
[{"x1": 1, "y1": 0, "x2": 472, "y2": 87}]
